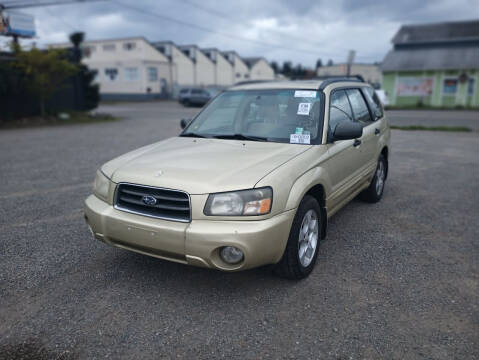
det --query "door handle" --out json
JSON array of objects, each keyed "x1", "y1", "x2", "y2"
[
  {"x1": 353, "y1": 139, "x2": 361, "y2": 147},
  {"x1": 375, "y1": 128, "x2": 380, "y2": 135}
]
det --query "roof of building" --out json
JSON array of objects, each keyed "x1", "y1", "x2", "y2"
[
  {"x1": 382, "y1": 46, "x2": 479, "y2": 71},
  {"x1": 383, "y1": 19, "x2": 479, "y2": 71},
  {"x1": 243, "y1": 57, "x2": 265, "y2": 68},
  {"x1": 392, "y1": 19, "x2": 479, "y2": 45}
]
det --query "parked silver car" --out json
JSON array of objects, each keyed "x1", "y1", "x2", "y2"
[{"x1": 178, "y1": 88, "x2": 211, "y2": 107}]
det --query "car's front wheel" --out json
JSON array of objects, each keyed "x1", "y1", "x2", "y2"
[{"x1": 274, "y1": 195, "x2": 321, "y2": 279}]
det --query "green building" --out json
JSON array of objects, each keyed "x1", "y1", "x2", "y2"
[{"x1": 382, "y1": 20, "x2": 479, "y2": 108}]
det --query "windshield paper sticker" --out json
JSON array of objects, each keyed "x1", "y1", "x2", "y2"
[
  {"x1": 297, "y1": 102, "x2": 311, "y2": 115},
  {"x1": 295, "y1": 127, "x2": 303, "y2": 134},
  {"x1": 294, "y1": 90, "x2": 317, "y2": 98},
  {"x1": 290, "y1": 133, "x2": 311, "y2": 144}
]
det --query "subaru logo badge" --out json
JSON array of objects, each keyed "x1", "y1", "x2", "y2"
[{"x1": 142, "y1": 195, "x2": 157, "y2": 206}]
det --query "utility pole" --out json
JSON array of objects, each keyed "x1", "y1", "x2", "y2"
[{"x1": 346, "y1": 50, "x2": 356, "y2": 77}]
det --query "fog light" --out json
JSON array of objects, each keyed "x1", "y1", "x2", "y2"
[{"x1": 220, "y1": 246, "x2": 244, "y2": 264}]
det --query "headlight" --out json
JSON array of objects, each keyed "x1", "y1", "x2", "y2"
[
  {"x1": 93, "y1": 170, "x2": 110, "y2": 201},
  {"x1": 204, "y1": 187, "x2": 272, "y2": 216}
]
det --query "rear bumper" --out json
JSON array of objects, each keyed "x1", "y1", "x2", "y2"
[{"x1": 84, "y1": 195, "x2": 295, "y2": 271}]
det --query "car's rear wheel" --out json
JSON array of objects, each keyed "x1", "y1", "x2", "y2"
[
  {"x1": 360, "y1": 154, "x2": 387, "y2": 203},
  {"x1": 274, "y1": 195, "x2": 321, "y2": 279},
  {"x1": 183, "y1": 99, "x2": 190, "y2": 107}
]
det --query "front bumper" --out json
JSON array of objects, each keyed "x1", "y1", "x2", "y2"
[{"x1": 84, "y1": 195, "x2": 295, "y2": 271}]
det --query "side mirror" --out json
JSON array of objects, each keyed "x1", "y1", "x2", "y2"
[
  {"x1": 180, "y1": 118, "x2": 191, "y2": 129},
  {"x1": 333, "y1": 122, "x2": 363, "y2": 141}
]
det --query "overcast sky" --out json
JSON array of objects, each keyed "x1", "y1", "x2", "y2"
[{"x1": 3, "y1": 0, "x2": 479, "y2": 67}]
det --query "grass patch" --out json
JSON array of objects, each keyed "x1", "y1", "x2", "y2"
[
  {"x1": 391, "y1": 125, "x2": 472, "y2": 132},
  {"x1": 0, "y1": 111, "x2": 119, "y2": 129}
]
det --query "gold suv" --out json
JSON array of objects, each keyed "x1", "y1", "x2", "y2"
[{"x1": 84, "y1": 78, "x2": 390, "y2": 279}]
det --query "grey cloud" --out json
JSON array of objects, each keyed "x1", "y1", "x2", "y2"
[{"x1": 3, "y1": 0, "x2": 479, "y2": 68}]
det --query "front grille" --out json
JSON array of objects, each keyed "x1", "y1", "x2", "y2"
[{"x1": 114, "y1": 183, "x2": 191, "y2": 222}]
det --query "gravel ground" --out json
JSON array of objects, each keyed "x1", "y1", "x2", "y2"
[
  {"x1": 0, "y1": 102, "x2": 478, "y2": 359},
  {"x1": 387, "y1": 109, "x2": 479, "y2": 130}
]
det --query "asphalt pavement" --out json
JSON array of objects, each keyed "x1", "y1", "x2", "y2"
[{"x1": 1, "y1": 102, "x2": 478, "y2": 359}]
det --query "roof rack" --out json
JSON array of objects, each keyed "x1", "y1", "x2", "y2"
[
  {"x1": 316, "y1": 75, "x2": 365, "y2": 90},
  {"x1": 234, "y1": 79, "x2": 277, "y2": 86}
]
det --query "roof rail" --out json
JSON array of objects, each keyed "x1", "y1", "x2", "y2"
[
  {"x1": 234, "y1": 79, "x2": 277, "y2": 86},
  {"x1": 317, "y1": 75, "x2": 365, "y2": 90}
]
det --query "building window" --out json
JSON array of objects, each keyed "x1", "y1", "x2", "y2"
[
  {"x1": 123, "y1": 42, "x2": 136, "y2": 51},
  {"x1": 468, "y1": 78, "x2": 475, "y2": 96},
  {"x1": 124, "y1": 67, "x2": 139, "y2": 81},
  {"x1": 104, "y1": 68, "x2": 118, "y2": 81},
  {"x1": 443, "y1": 79, "x2": 458, "y2": 95},
  {"x1": 147, "y1": 67, "x2": 158, "y2": 82},
  {"x1": 82, "y1": 45, "x2": 95, "y2": 58},
  {"x1": 102, "y1": 44, "x2": 116, "y2": 52}
]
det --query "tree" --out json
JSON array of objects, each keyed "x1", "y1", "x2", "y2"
[
  {"x1": 281, "y1": 61, "x2": 292, "y2": 77},
  {"x1": 270, "y1": 61, "x2": 279, "y2": 74},
  {"x1": 315, "y1": 59, "x2": 322, "y2": 69},
  {"x1": 14, "y1": 47, "x2": 77, "y2": 118},
  {"x1": 327, "y1": 59, "x2": 333, "y2": 66},
  {"x1": 69, "y1": 32, "x2": 85, "y2": 63}
]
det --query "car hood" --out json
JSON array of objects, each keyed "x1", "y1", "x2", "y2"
[{"x1": 103, "y1": 136, "x2": 312, "y2": 194}]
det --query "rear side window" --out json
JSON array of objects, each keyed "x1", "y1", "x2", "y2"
[
  {"x1": 362, "y1": 87, "x2": 384, "y2": 120},
  {"x1": 346, "y1": 89, "x2": 372, "y2": 124},
  {"x1": 191, "y1": 89, "x2": 203, "y2": 95},
  {"x1": 328, "y1": 90, "x2": 354, "y2": 139}
]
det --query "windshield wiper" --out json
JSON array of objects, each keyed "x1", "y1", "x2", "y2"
[
  {"x1": 180, "y1": 132, "x2": 210, "y2": 138},
  {"x1": 212, "y1": 133, "x2": 268, "y2": 142}
]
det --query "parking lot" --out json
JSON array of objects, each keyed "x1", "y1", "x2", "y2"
[{"x1": 1, "y1": 102, "x2": 478, "y2": 359}]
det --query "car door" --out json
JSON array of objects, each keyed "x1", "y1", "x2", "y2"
[
  {"x1": 325, "y1": 89, "x2": 365, "y2": 211},
  {"x1": 362, "y1": 86, "x2": 387, "y2": 165},
  {"x1": 345, "y1": 88, "x2": 377, "y2": 177}
]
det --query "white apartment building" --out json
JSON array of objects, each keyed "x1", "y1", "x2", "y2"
[
  {"x1": 178, "y1": 45, "x2": 215, "y2": 87},
  {"x1": 53, "y1": 37, "x2": 172, "y2": 99},
  {"x1": 202, "y1": 48, "x2": 234, "y2": 87},
  {"x1": 243, "y1": 57, "x2": 275, "y2": 81},
  {"x1": 222, "y1": 51, "x2": 250, "y2": 83},
  {"x1": 152, "y1": 41, "x2": 195, "y2": 90}
]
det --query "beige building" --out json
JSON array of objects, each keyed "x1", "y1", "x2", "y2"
[
  {"x1": 316, "y1": 63, "x2": 382, "y2": 86},
  {"x1": 152, "y1": 41, "x2": 195, "y2": 89},
  {"x1": 202, "y1": 48, "x2": 234, "y2": 87},
  {"x1": 222, "y1": 51, "x2": 250, "y2": 83},
  {"x1": 178, "y1": 45, "x2": 215, "y2": 87},
  {"x1": 243, "y1": 57, "x2": 275, "y2": 81},
  {"x1": 52, "y1": 37, "x2": 172, "y2": 99}
]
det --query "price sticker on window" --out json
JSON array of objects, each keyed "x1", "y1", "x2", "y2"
[
  {"x1": 290, "y1": 133, "x2": 311, "y2": 144},
  {"x1": 297, "y1": 102, "x2": 311, "y2": 115}
]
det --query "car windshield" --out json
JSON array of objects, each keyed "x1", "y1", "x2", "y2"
[{"x1": 182, "y1": 89, "x2": 323, "y2": 143}]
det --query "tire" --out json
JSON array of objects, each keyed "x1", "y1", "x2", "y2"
[
  {"x1": 274, "y1": 195, "x2": 322, "y2": 279},
  {"x1": 183, "y1": 99, "x2": 190, "y2": 107},
  {"x1": 360, "y1": 154, "x2": 387, "y2": 203}
]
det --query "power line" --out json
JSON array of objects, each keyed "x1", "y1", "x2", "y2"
[
  {"x1": 1, "y1": 0, "x2": 105, "y2": 10},
  {"x1": 180, "y1": 0, "x2": 342, "y2": 53},
  {"x1": 112, "y1": 0, "x2": 327, "y2": 56}
]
